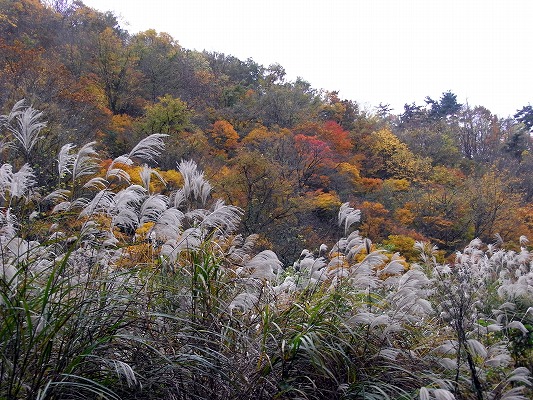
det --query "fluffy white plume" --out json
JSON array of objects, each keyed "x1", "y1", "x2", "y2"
[
  {"x1": 177, "y1": 159, "x2": 212, "y2": 205},
  {"x1": 338, "y1": 202, "x2": 361, "y2": 235},
  {"x1": 139, "y1": 164, "x2": 165, "y2": 192},
  {"x1": 0, "y1": 163, "x2": 36, "y2": 200},
  {"x1": 139, "y1": 195, "x2": 168, "y2": 225},
  {"x1": 200, "y1": 200, "x2": 243, "y2": 236},
  {"x1": 80, "y1": 190, "x2": 114, "y2": 217},
  {"x1": 244, "y1": 250, "x2": 282, "y2": 280},
  {"x1": 71, "y1": 142, "x2": 99, "y2": 181},
  {"x1": 8, "y1": 105, "x2": 46, "y2": 154},
  {"x1": 126, "y1": 133, "x2": 168, "y2": 164},
  {"x1": 379, "y1": 254, "x2": 406, "y2": 276},
  {"x1": 57, "y1": 143, "x2": 77, "y2": 178},
  {"x1": 229, "y1": 292, "x2": 259, "y2": 314},
  {"x1": 152, "y1": 208, "x2": 185, "y2": 240}
]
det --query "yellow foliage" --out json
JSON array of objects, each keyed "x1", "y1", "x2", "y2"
[
  {"x1": 371, "y1": 129, "x2": 405, "y2": 156},
  {"x1": 135, "y1": 222, "x2": 155, "y2": 240},
  {"x1": 84, "y1": 78, "x2": 108, "y2": 110},
  {"x1": 338, "y1": 162, "x2": 361, "y2": 184},
  {"x1": 383, "y1": 235, "x2": 418, "y2": 262},
  {"x1": 160, "y1": 169, "x2": 183, "y2": 189},
  {"x1": 312, "y1": 191, "x2": 341, "y2": 211},
  {"x1": 242, "y1": 125, "x2": 270, "y2": 144},
  {"x1": 215, "y1": 165, "x2": 231, "y2": 179},
  {"x1": 383, "y1": 179, "x2": 410, "y2": 191},
  {"x1": 368, "y1": 128, "x2": 431, "y2": 181},
  {"x1": 122, "y1": 242, "x2": 158, "y2": 267},
  {"x1": 431, "y1": 165, "x2": 465, "y2": 186}
]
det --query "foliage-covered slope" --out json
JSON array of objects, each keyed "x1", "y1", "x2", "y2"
[{"x1": 2, "y1": 1, "x2": 533, "y2": 263}]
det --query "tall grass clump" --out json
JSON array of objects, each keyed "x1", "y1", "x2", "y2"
[{"x1": 1, "y1": 101, "x2": 532, "y2": 399}]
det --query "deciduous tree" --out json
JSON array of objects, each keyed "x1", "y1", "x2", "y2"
[
  {"x1": 140, "y1": 95, "x2": 191, "y2": 135},
  {"x1": 94, "y1": 27, "x2": 141, "y2": 114}
]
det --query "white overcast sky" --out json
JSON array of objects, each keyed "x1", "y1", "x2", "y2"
[{"x1": 82, "y1": 0, "x2": 532, "y2": 117}]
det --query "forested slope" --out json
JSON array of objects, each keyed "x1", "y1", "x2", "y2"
[{"x1": 2, "y1": 0, "x2": 533, "y2": 262}]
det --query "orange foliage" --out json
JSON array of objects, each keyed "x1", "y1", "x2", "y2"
[
  {"x1": 358, "y1": 201, "x2": 390, "y2": 241},
  {"x1": 394, "y1": 207, "x2": 415, "y2": 226},
  {"x1": 359, "y1": 177, "x2": 383, "y2": 192},
  {"x1": 210, "y1": 120, "x2": 239, "y2": 151}
]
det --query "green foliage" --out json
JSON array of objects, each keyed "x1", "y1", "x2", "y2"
[
  {"x1": 140, "y1": 94, "x2": 191, "y2": 135},
  {"x1": 514, "y1": 105, "x2": 533, "y2": 132},
  {"x1": 425, "y1": 91, "x2": 462, "y2": 119}
]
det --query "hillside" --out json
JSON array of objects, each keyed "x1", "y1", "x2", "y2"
[{"x1": 2, "y1": 0, "x2": 533, "y2": 262}]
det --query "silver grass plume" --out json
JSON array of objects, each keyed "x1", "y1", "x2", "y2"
[
  {"x1": 0, "y1": 163, "x2": 36, "y2": 201},
  {"x1": 240, "y1": 250, "x2": 282, "y2": 281},
  {"x1": 0, "y1": 209, "x2": 17, "y2": 238},
  {"x1": 418, "y1": 387, "x2": 457, "y2": 400},
  {"x1": 227, "y1": 234, "x2": 258, "y2": 265},
  {"x1": 378, "y1": 253, "x2": 406, "y2": 277},
  {"x1": 106, "y1": 135, "x2": 168, "y2": 182},
  {"x1": 111, "y1": 185, "x2": 147, "y2": 231},
  {"x1": 139, "y1": 164, "x2": 165, "y2": 192},
  {"x1": 0, "y1": 100, "x2": 25, "y2": 154},
  {"x1": 229, "y1": 292, "x2": 259, "y2": 314},
  {"x1": 329, "y1": 230, "x2": 363, "y2": 258},
  {"x1": 71, "y1": 142, "x2": 99, "y2": 182},
  {"x1": 177, "y1": 159, "x2": 212, "y2": 205},
  {"x1": 199, "y1": 199, "x2": 243, "y2": 237},
  {"x1": 121, "y1": 133, "x2": 168, "y2": 165},
  {"x1": 491, "y1": 367, "x2": 533, "y2": 400},
  {"x1": 57, "y1": 143, "x2": 77, "y2": 179},
  {"x1": 83, "y1": 177, "x2": 108, "y2": 191},
  {"x1": 80, "y1": 189, "x2": 114, "y2": 217},
  {"x1": 139, "y1": 194, "x2": 168, "y2": 225},
  {"x1": 0, "y1": 99, "x2": 26, "y2": 126},
  {"x1": 151, "y1": 208, "x2": 184, "y2": 240},
  {"x1": 338, "y1": 202, "x2": 361, "y2": 235},
  {"x1": 161, "y1": 227, "x2": 204, "y2": 263},
  {"x1": 7, "y1": 104, "x2": 46, "y2": 155}
]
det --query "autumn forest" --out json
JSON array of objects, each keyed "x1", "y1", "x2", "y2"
[{"x1": 1, "y1": 1, "x2": 532, "y2": 399}]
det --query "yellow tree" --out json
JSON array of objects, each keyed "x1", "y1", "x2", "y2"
[
  {"x1": 364, "y1": 128, "x2": 431, "y2": 181},
  {"x1": 95, "y1": 27, "x2": 141, "y2": 114},
  {"x1": 140, "y1": 95, "x2": 191, "y2": 135},
  {"x1": 465, "y1": 169, "x2": 524, "y2": 242}
]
